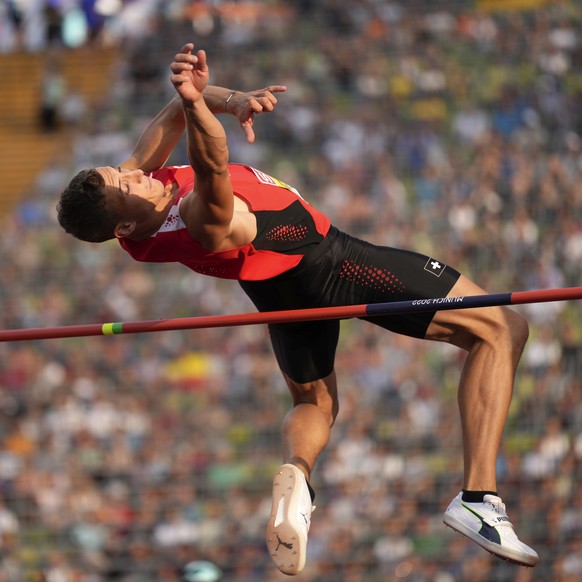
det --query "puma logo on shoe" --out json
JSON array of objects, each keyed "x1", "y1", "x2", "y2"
[
  {"x1": 275, "y1": 535, "x2": 294, "y2": 551},
  {"x1": 462, "y1": 503, "x2": 502, "y2": 544}
]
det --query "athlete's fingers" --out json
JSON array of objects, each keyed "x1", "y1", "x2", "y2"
[
  {"x1": 241, "y1": 118, "x2": 255, "y2": 144},
  {"x1": 249, "y1": 100, "x2": 268, "y2": 114},
  {"x1": 170, "y1": 73, "x2": 191, "y2": 84},
  {"x1": 254, "y1": 86, "x2": 287, "y2": 110},
  {"x1": 248, "y1": 93, "x2": 281, "y2": 114},
  {"x1": 179, "y1": 42, "x2": 195, "y2": 54},
  {"x1": 264, "y1": 85, "x2": 287, "y2": 94},
  {"x1": 174, "y1": 53, "x2": 198, "y2": 64},
  {"x1": 195, "y1": 49, "x2": 207, "y2": 69},
  {"x1": 170, "y1": 62, "x2": 194, "y2": 73}
]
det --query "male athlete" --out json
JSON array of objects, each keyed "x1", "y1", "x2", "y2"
[{"x1": 57, "y1": 43, "x2": 539, "y2": 575}]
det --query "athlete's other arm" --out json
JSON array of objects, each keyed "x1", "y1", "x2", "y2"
[
  {"x1": 170, "y1": 43, "x2": 253, "y2": 251},
  {"x1": 120, "y1": 85, "x2": 287, "y2": 173},
  {"x1": 203, "y1": 84, "x2": 286, "y2": 144}
]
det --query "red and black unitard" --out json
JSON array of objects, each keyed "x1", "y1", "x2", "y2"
[{"x1": 120, "y1": 164, "x2": 460, "y2": 383}]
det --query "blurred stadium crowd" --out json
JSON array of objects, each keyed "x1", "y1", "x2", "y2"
[{"x1": 1, "y1": 0, "x2": 582, "y2": 580}]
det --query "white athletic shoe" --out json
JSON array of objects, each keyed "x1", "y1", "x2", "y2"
[
  {"x1": 443, "y1": 492, "x2": 539, "y2": 567},
  {"x1": 265, "y1": 464, "x2": 315, "y2": 576}
]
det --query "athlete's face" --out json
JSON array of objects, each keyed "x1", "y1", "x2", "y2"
[{"x1": 97, "y1": 166, "x2": 174, "y2": 238}]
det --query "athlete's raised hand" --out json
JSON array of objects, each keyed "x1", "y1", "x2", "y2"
[
  {"x1": 226, "y1": 85, "x2": 287, "y2": 143},
  {"x1": 170, "y1": 43, "x2": 208, "y2": 103}
]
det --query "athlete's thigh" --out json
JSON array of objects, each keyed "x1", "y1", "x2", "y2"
[{"x1": 268, "y1": 320, "x2": 340, "y2": 384}]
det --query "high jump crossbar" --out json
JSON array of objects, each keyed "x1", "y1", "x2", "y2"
[{"x1": 1, "y1": 286, "x2": 582, "y2": 343}]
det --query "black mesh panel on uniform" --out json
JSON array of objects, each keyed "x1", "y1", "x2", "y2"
[{"x1": 252, "y1": 200, "x2": 324, "y2": 254}]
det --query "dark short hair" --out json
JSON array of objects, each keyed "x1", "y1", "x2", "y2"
[{"x1": 56, "y1": 169, "x2": 118, "y2": 243}]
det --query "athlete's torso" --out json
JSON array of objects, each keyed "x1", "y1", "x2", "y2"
[{"x1": 119, "y1": 164, "x2": 331, "y2": 280}]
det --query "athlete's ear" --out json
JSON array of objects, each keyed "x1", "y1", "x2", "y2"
[{"x1": 114, "y1": 221, "x2": 136, "y2": 238}]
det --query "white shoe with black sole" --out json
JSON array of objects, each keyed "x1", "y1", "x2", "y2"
[{"x1": 443, "y1": 492, "x2": 539, "y2": 567}]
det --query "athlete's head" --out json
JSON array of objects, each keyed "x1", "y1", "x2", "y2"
[
  {"x1": 57, "y1": 168, "x2": 117, "y2": 243},
  {"x1": 57, "y1": 166, "x2": 174, "y2": 243}
]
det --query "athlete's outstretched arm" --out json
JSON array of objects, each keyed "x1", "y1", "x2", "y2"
[{"x1": 120, "y1": 84, "x2": 287, "y2": 173}]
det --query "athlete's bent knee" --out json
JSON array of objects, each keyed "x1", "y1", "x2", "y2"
[
  {"x1": 506, "y1": 309, "x2": 529, "y2": 354},
  {"x1": 286, "y1": 376, "x2": 339, "y2": 427},
  {"x1": 487, "y1": 307, "x2": 529, "y2": 357}
]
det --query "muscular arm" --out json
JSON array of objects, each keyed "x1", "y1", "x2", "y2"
[
  {"x1": 120, "y1": 94, "x2": 185, "y2": 172},
  {"x1": 171, "y1": 43, "x2": 254, "y2": 250},
  {"x1": 182, "y1": 95, "x2": 234, "y2": 247}
]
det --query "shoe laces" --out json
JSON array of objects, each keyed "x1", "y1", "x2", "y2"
[
  {"x1": 484, "y1": 495, "x2": 505, "y2": 512},
  {"x1": 483, "y1": 495, "x2": 513, "y2": 527}
]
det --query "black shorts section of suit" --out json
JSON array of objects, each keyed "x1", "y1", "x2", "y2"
[{"x1": 240, "y1": 226, "x2": 460, "y2": 383}]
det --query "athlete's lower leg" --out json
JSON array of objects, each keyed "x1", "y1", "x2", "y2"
[{"x1": 280, "y1": 371, "x2": 338, "y2": 479}]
